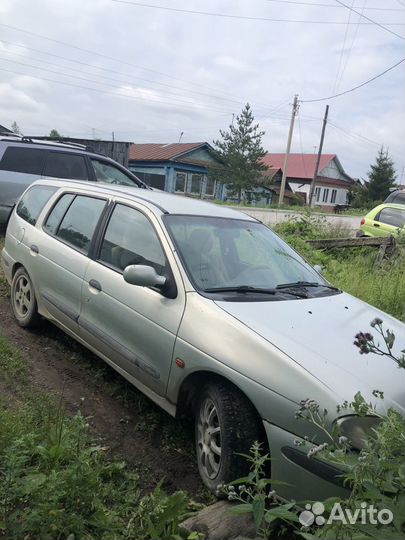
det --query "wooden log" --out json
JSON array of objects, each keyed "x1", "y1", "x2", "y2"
[{"x1": 307, "y1": 236, "x2": 395, "y2": 249}]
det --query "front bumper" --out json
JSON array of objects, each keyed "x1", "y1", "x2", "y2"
[{"x1": 264, "y1": 421, "x2": 350, "y2": 501}]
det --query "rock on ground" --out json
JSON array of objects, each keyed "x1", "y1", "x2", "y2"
[{"x1": 181, "y1": 500, "x2": 257, "y2": 540}]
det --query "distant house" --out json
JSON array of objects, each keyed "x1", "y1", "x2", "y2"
[
  {"x1": 128, "y1": 142, "x2": 221, "y2": 198},
  {"x1": 262, "y1": 153, "x2": 354, "y2": 209}
]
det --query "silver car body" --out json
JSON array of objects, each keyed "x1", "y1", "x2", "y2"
[{"x1": 2, "y1": 179, "x2": 404, "y2": 500}]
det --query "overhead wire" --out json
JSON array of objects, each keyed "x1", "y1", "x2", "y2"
[
  {"x1": 260, "y1": 0, "x2": 402, "y2": 10},
  {"x1": 0, "y1": 66, "x2": 240, "y2": 114},
  {"x1": 337, "y1": 0, "x2": 367, "y2": 91},
  {"x1": 333, "y1": 0, "x2": 405, "y2": 39},
  {"x1": 301, "y1": 58, "x2": 405, "y2": 102},
  {"x1": 0, "y1": 23, "x2": 259, "y2": 104},
  {"x1": 0, "y1": 43, "x2": 252, "y2": 110},
  {"x1": 111, "y1": 0, "x2": 404, "y2": 25},
  {"x1": 332, "y1": 0, "x2": 354, "y2": 94}
]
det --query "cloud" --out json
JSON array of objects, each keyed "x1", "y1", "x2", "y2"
[{"x1": 0, "y1": 0, "x2": 403, "y2": 178}]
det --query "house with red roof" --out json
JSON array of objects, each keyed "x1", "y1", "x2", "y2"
[
  {"x1": 128, "y1": 142, "x2": 221, "y2": 198},
  {"x1": 262, "y1": 153, "x2": 354, "y2": 209}
]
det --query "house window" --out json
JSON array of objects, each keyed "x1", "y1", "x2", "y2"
[
  {"x1": 205, "y1": 177, "x2": 216, "y2": 197},
  {"x1": 331, "y1": 189, "x2": 337, "y2": 204},
  {"x1": 188, "y1": 174, "x2": 202, "y2": 195},
  {"x1": 175, "y1": 172, "x2": 186, "y2": 192},
  {"x1": 322, "y1": 189, "x2": 329, "y2": 203},
  {"x1": 314, "y1": 187, "x2": 321, "y2": 202}
]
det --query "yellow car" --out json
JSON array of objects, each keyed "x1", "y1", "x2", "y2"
[{"x1": 358, "y1": 203, "x2": 405, "y2": 238}]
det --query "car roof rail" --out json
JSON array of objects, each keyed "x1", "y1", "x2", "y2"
[{"x1": 19, "y1": 136, "x2": 88, "y2": 151}]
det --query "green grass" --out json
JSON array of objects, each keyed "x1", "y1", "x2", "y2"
[
  {"x1": 0, "y1": 335, "x2": 198, "y2": 540},
  {"x1": 273, "y1": 215, "x2": 405, "y2": 321}
]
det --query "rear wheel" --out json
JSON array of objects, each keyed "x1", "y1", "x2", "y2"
[
  {"x1": 195, "y1": 381, "x2": 263, "y2": 492},
  {"x1": 11, "y1": 267, "x2": 40, "y2": 328}
]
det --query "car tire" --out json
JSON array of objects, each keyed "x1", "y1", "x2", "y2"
[
  {"x1": 11, "y1": 267, "x2": 40, "y2": 328},
  {"x1": 195, "y1": 381, "x2": 263, "y2": 493}
]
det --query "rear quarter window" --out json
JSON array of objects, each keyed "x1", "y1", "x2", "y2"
[
  {"x1": 16, "y1": 186, "x2": 57, "y2": 226},
  {"x1": 44, "y1": 152, "x2": 89, "y2": 180},
  {"x1": 0, "y1": 146, "x2": 46, "y2": 175}
]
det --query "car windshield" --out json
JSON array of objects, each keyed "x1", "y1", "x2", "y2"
[{"x1": 164, "y1": 215, "x2": 329, "y2": 294}]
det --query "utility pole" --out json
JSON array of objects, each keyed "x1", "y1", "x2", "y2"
[
  {"x1": 279, "y1": 94, "x2": 299, "y2": 205},
  {"x1": 308, "y1": 104, "x2": 329, "y2": 207}
]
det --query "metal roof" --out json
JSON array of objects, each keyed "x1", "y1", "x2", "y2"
[{"x1": 128, "y1": 142, "x2": 208, "y2": 161}]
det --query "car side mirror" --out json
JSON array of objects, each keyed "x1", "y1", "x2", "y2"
[{"x1": 123, "y1": 265, "x2": 166, "y2": 288}]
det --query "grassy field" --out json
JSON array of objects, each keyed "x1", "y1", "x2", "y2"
[
  {"x1": 0, "y1": 334, "x2": 199, "y2": 540},
  {"x1": 274, "y1": 215, "x2": 405, "y2": 321}
]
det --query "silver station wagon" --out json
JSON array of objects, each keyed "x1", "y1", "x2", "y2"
[{"x1": 2, "y1": 179, "x2": 404, "y2": 500}]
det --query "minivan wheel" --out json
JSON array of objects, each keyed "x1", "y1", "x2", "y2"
[
  {"x1": 11, "y1": 267, "x2": 40, "y2": 328},
  {"x1": 195, "y1": 381, "x2": 263, "y2": 493}
]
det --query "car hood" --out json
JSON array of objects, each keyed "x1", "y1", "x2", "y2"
[{"x1": 215, "y1": 292, "x2": 405, "y2": 413}]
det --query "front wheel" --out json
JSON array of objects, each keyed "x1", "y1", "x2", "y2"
[
  {"x1": 195, "y1": 381, "x2": 264, "y2": 492},
  {"x1": 11, "y1": 267, "x2": 40, "y2": 328}
]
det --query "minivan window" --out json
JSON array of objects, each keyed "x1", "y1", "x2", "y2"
[
  {"x1": 377, "y1": 207, "x2": 405, "y2": 228},
  {"x1": 44, "y1": 193, "x2": 75, "y2": 235},
  {"x1": 0, "y1": 147, "x2": 46, "y2": 175},
  {"x1": 56, "y1": 195, "x2": 106, "y2": 254},
  {"x1": 91, "y1": 159, "x2": 136, "y2": 186},
  {"x1": 44, "y1": 152, "x2": 88, "y2": 180},
  {"x1": 16, "y1": 186, "x2": 57, "y2": 226},
  {"x1": 99, "y1": 204, "x2": 165, "y2": 274}
]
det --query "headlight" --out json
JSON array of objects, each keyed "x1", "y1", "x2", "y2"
[{"x1": 336, "y1": 415, "x2": 381, "y2": 450}]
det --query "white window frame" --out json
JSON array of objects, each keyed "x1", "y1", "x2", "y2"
[
  {"x1": 175, "y1": 172, "x2": 187, "y2": 193},
  {"x1": 331, "y1": 189, "x2": 337, "y2": 204},
  {"x1": 314, "y1": 187, "x2": 321, "y2": 202},
  {"x1": 205, "y1": 176, "x2": 216, "y2": 197},
  {"x1": 322, "y1": 188, "x2": 329, "y2": 203},
  {"x1": 187, "y1": 173, "x2": 202, "y2": 195}
]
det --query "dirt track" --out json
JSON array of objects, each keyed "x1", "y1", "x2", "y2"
[{"x1": 0, "y1": 247, "x2": 205, "y2": 499}]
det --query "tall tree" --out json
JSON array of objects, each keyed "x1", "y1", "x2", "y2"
[
  {"x1": 211, "y1": 104, "x2": 268, "y2": 203},
  {"x1": 11, "y1": 121, "x2": 21, "y2": 135},
  {"x1": 367, "y1": 147, "x2": 397, "y2": 202},
  {"x1": 49, "y1": 129, "x2": 61, "y2": 139}
]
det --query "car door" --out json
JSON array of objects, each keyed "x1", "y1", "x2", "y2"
[
  {"x1": 373, "y1": 207, "x2": 405, "y2": 237},
  {"x1": 34, "y1": 192, "x2": 107, "y2": 332},
  {"x1": 78, "y1": 201, "x2": 186, "y2": 396}
]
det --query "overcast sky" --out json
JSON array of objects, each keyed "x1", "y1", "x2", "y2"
[{"x1": 0, "y1": 0, "x2": 404, "y2": 181}]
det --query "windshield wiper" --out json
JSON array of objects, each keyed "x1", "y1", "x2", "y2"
[
  {"x1": 204, "y1": 285, "x2": 307, "y2": 298},
  {"x1": 276, "y1": 281, "x2": 341, "y2": 292}
]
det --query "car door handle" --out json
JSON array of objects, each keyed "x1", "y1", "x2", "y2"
[
  {"x1": 373, "y1": 223, "x2": 380, "y2": 227},
  {"x1": 89, "y1": 279, "x2": 102, "y2": 292},
  {"x1": 30, "y1": 244, "x2": 39, "y2": 254}
]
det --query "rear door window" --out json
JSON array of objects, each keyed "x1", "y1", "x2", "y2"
[
  {"x1": 44, "y1": 152, "x2": 89, "y2": 180},
  {"x1": 0, "y1": 147, "x2": 46, "y2": 175},
  {"x1": 377, "y1": 207, "x2": 405, "y2": 228},
  {"x1": 16, "y1": 186, "x2": 57, "y2": 225},
  {"x1": 55, "y1": 195, "x2": 106, "y2": 254}
]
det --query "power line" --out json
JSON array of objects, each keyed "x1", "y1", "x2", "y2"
[
  {"x1": 0, "y1": 23, "x2": 257, "y2": 104},
  {"x1": 332, "y1": 0, "x2": 354, "y2": 94},
  {"x1": 111, "y1": 0, "x2": 404, "y2": 25},
  {"x1": 301, "y1": 57, "x2": 405, "y2": 102},
  {"x1": 0, "y1": 43, "x2": 251, "y2": 110},
  {"x1": 333, "y1": 0, "x2": 405, "y2": 39},
  {"x1": 260, "y1": 0, "x2": 402, "y2": 10},
  {"x1": 0, "y1": 66, "x2": 239, "y2": 114},
  {"x1": 337, "y1": 0, "x2": 367, "y2": 91}
]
